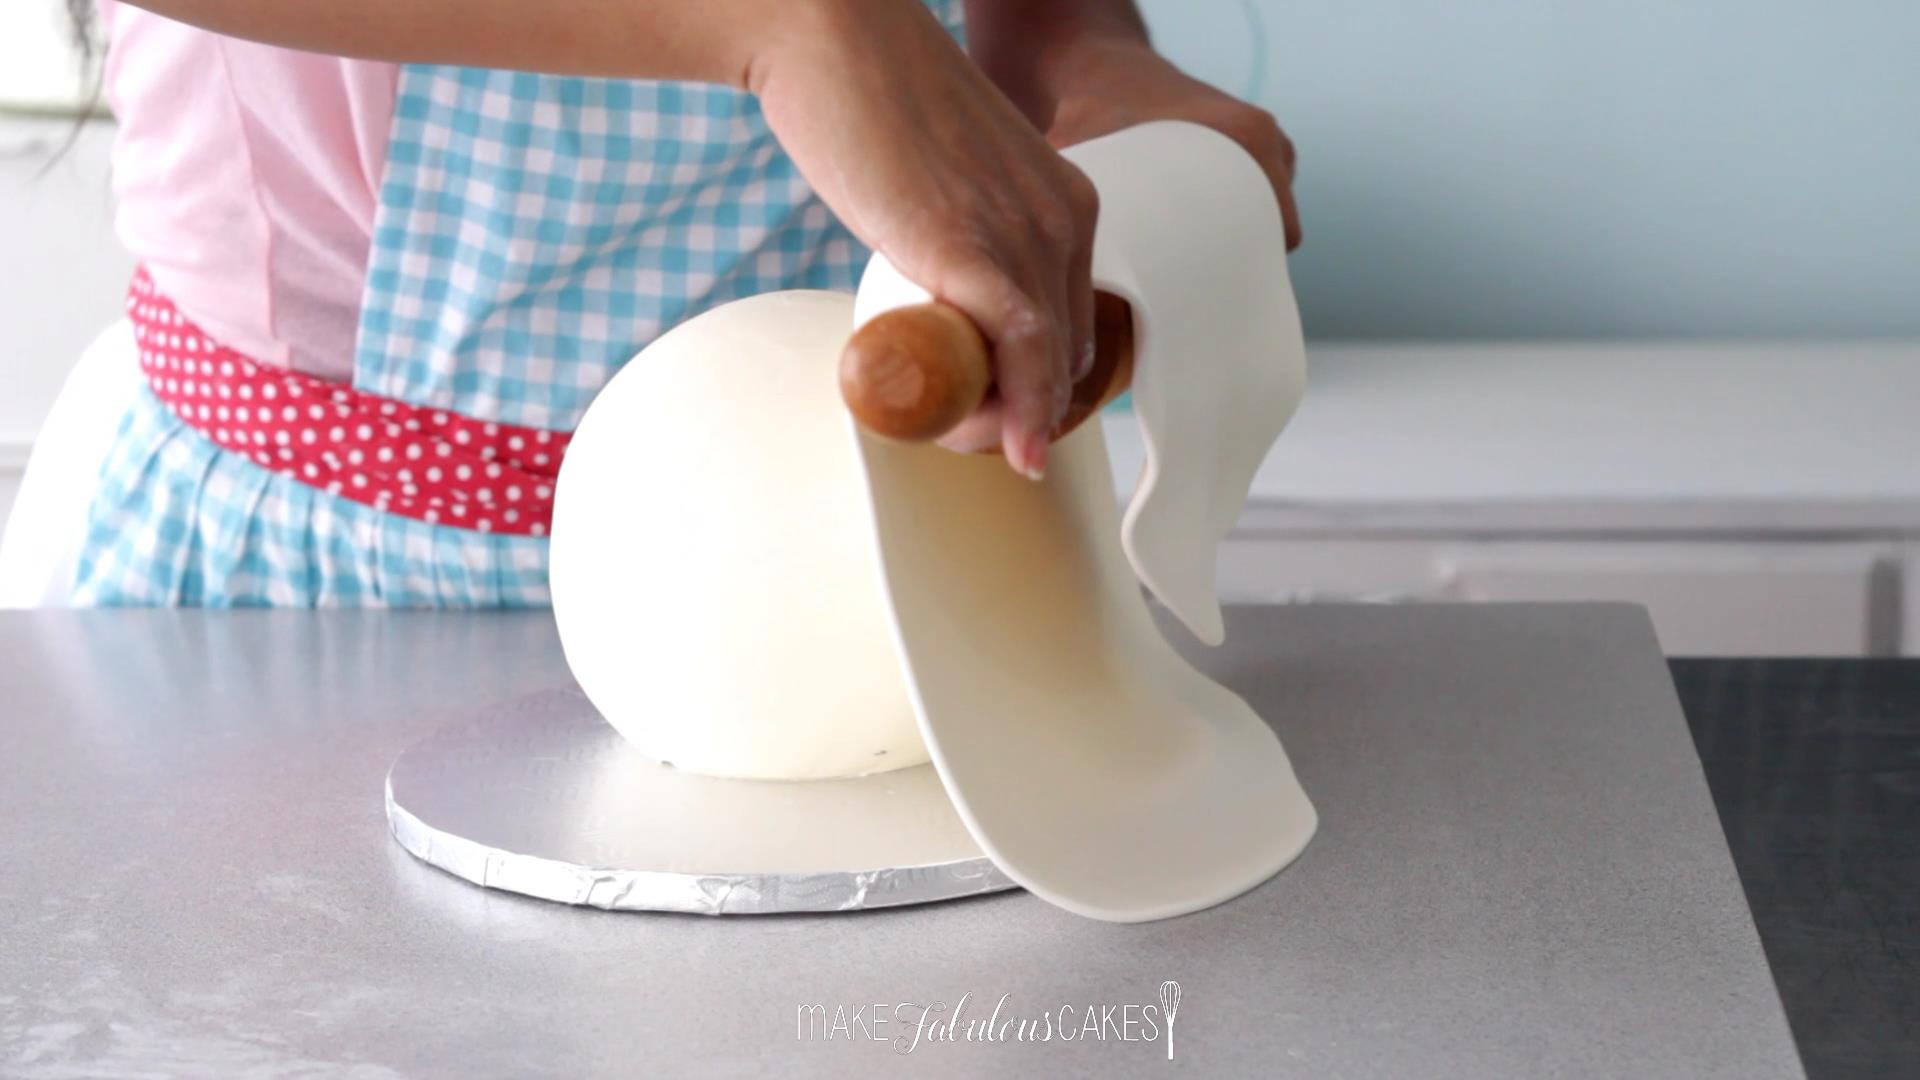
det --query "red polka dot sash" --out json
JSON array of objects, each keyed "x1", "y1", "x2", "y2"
[{"x1": 128, "y1": 268, "x2": 570, "y2": 536}]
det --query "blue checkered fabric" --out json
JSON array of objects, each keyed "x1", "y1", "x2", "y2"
[
  {"x1": 73, "y1": 0, "x2": 964, "y2": 607},
  {"x1": 359, "y1": 0, "x2": 965, "y2": 430},
  {"x1": 358, "y1": 74, "x2": 861, "y2": 429},
  {"x1": 73, "y1": 387, "x2": 552, "y2": 607}
]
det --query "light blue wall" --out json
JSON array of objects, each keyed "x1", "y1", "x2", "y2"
[{"x1": 1139, "y1": 1, "x2": 1920, "y2": 340}]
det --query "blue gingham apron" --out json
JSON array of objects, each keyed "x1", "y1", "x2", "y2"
[{"x1": 73, "y1": 1, "x2": 965, "y2": 607}]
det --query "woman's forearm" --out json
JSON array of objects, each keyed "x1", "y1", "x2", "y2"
[{"x1": 114, "y1": 0, "x2": 860, "y2": 89}]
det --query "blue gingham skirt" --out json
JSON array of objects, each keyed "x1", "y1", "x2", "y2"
[{"x1": 72, "y1": 386, "x2": 551, "y2": 607}]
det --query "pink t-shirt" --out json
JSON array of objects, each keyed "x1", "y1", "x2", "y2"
[{"x1": 99, "y1": 4, "x2": 397, "y2": 380}]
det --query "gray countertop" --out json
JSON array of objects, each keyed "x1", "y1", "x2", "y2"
[{"x1": 0, "y1": 605, "x2": 1800, "y2": 1078}]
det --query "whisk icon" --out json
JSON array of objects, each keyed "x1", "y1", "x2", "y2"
[{"x1": 1159, "y1": 980, "x2": 1182, "y2": 1060}]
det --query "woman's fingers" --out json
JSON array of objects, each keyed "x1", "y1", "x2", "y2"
[
  {"x1": 1061, "y1": 166, "x2": 1101, "y2": 384},
  {"x1": 929, "y1": 166, "x2": 1097, "y2": 477},
  {"x1": 935, "y1": 397, "x2": 1005, "y2": 454},
  {"x1": 979, "y1": 164, "x2": 1099, "y2": 478},
  {"x1": 973, "y1": 273, "x2": 1064, "y2": 479},
  {"x1": 1277, "y1": 181, "x2": 1302, "y2": 251},
  {"x1": 1215, "y1": 105, "x2": 1302, "y2": 250},
  {"x1": 920, "y1": 250, "x2": 1058, "y2": 471}
]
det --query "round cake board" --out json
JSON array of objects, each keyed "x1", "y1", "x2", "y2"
[{"x1": 385, "y1": 688, "x2": 1016, "y2": 915}]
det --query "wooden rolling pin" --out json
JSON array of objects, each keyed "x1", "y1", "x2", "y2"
[{"x1": 840, "y1": 291, "x2": 1135, "y2": 444}]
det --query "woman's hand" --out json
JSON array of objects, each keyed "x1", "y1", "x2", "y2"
[
  {"x1": 1038, "y1": 39, "x2": 1303, "y2": 250},
  {"x1": 750, "y1": 1, "x2": 1099, "y2": 477}
]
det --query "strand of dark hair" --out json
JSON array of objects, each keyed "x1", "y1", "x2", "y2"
[
  {"x1": 65, "y1": 0, "x2": 99, "y2": 67},
  {"x1": 42, "y1": 0, "x2": 105, "y2": 174}
]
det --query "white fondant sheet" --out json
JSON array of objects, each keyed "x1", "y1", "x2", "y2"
[{"x1": 853, "y1": 421, "x2": 1316, "y2": 921}]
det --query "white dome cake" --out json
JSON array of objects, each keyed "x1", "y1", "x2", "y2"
[{"x1": 549, "y1": 290, "x2": 927, "y2": 781}]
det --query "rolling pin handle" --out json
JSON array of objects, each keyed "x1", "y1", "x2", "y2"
[
  {"x1": 838, "y1": 303, "x2": 992, "y2": 444},
  {"x1": 840, "y1": 293, "x2": 1134, "y2": 445}
]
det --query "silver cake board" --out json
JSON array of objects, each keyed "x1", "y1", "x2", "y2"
[{"x1": 385, "y1": 686, "x2": 1015, "y2": 915}]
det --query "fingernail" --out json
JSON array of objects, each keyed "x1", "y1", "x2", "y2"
[
  {"x1": 1020, "y1": 434, "x2": 1048, "y2": 481},
  {"x1": 1074, "y1": 340, "x2": 1096, "y2": 381}
]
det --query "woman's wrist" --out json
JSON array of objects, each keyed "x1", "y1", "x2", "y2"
[
  {"x1": 744, "y1": 0, "x2": 949, "y2": 96},
  {"x1": 965, "y1": 0, "x2": 1151, "y2": 122},
  {"x1": 1031, "y1": 32, "x2": 1157, "y2": 112}
]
